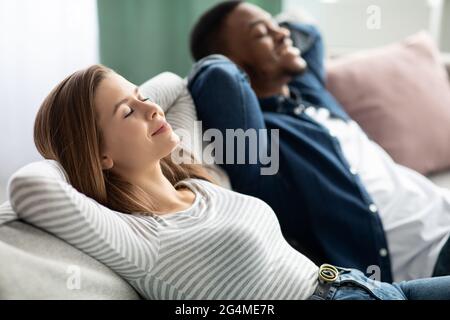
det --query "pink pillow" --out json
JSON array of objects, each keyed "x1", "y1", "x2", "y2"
[{"x1": 326, "y1": 32, "x2": 450, "y2": 175}]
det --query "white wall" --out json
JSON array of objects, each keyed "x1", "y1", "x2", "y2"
[
  {"x1": 0, "y1": 0, "x2": 99, "y2": 203},
  {"x1": 442, "y1": 0, "x2": 450, "y2": 51},
  {"x1": 283, "y1": 0, "x2": 448, "y2": 56}
]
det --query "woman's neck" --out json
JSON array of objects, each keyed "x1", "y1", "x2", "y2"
[{"x1": 128, "y1": 163, "x2": 195, "y2": 215}]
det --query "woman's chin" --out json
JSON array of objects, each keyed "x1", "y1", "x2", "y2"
[
  {"x1": 167, "y1": 132, "x2": 181, "y2": 152},
  {"x1": 169, "y1": 131, "x2": 180, "y2": 144}
]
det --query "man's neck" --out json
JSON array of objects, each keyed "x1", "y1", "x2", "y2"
[{"x1": 250, "y1": 76, "x2": 291, "y2": 99}]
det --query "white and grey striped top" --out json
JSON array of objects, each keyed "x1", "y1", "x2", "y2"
[{"x1": 8, "y1": 160, "x2": 318, "y2": 300}]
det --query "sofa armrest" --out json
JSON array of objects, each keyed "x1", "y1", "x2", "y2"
[{"x1": 0, "y1": 220, "x2": 141, "y2": 299}]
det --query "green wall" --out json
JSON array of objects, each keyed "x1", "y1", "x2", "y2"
[{"x1": 97, "y1": 0, "x2": 282, "y2": 84}]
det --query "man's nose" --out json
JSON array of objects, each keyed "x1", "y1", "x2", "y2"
[{"x1": 274, "y1": 26, "x2": 290, "y2": 43}]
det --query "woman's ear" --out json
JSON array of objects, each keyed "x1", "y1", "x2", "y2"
[{"x1": 101, "y1": 155, "x2": 114, "y2": 170}]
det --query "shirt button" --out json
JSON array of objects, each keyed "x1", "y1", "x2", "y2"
[
  {"x1": 293, "y1": 106, "x2": 303, "y2": 115},
  {"x1": 318, "y1": 108, "x2": 330, "y2": 119},
  {"x1": 379, "y1": 248, "x2": 388, "y2": 257},
  {"x1": 305, "y1": 107, "x2": 315, "y2": 116},
  {"x1": 350, "y1": 167, "x2": 358, "y2": 175},
  {"x1": 369, "y1": 204, "x2": 378, "y2": 213}
]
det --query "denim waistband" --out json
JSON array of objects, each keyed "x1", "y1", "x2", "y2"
[{"x1": 308, "y1": 266, "x2": 406, "y2": 300}]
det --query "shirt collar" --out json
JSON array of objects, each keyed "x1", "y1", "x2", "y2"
[{"x1": 259, "y1": 86, "x2": 303, "y2": 113}]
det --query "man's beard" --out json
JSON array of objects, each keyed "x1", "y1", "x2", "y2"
[
  {"x1": 283, "y1": 66, "x2": 306, "y2": 78},
  {"x1": 281, "y1": 59, "x2": 308, "y2": 78}
]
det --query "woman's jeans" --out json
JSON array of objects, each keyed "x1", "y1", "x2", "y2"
[{"x1": 309, "y1": 267, "x2": 450, "y2": 300}]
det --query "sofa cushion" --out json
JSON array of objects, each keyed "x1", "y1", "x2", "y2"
[
  {"x1": 0, "y1": 202, "x2": 140, "y2": 299},
  {"x1": 326, "y1": 32, "x2": 450, "y2": 175},
  {"x1": 0, "y1": 217, "x2": 140, "y2": 299}
]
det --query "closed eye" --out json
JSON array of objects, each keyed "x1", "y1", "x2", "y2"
[
  {"x1": 124, "y1": 97, "x2": 149, "y2": 118},
  {"x1": 124, "y1": 108, "x2": 134, "y2": 118},
  {"x1": 256, "y1": 32, "x2": 269, "y2": 39}
]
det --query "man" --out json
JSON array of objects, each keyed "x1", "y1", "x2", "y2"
[{"x1": 187, "y1": 0, "x2": 450, "y2": 282}]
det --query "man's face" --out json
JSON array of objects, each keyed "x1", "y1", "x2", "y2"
[{"x1": 223, "y1": 3, "x2": 307, "y2": 79}]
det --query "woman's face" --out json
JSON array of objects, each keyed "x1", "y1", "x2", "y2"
[{"x1": 94, "y1": 72, "x2": 179, "y2": 175}]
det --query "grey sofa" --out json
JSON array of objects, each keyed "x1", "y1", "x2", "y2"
[
  {"x1": 1, "y1": 62, "x2": 450, "y2": 300},
  {"x1": 0, "y1": 218, "x2": 141, "y2": 299}
]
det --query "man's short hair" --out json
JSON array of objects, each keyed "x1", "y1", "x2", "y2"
[{"x1": 190, "y1": 0, "x2": 242, "y2": 61}]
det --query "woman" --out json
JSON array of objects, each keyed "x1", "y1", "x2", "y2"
[{"x1": 10, "y1": 64, "x2": 450, "y2": 300}]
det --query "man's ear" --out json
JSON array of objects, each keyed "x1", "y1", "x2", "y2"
[{"x1": 101, "y1": 155, "x2": 114, "y2": 170}]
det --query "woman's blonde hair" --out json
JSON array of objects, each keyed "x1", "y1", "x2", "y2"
[{"x1": 34, "y1": 64, "x2": 213, "y2": 214}]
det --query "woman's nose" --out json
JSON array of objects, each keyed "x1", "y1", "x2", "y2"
[{"x1": 144, "y1": 102, "x2": 160, "y2": 121}]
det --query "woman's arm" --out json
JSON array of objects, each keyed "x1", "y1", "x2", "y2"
[
  {"x1": 0, "y1": 201, "x2": 18, "y2": 225},
  {"x1": 7, "y1": 160, "x2": 158, "y2": 279}
]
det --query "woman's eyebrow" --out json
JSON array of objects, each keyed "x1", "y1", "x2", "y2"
[{"x1": 112, "y1": 87, "x2": 139, "y2": 116}]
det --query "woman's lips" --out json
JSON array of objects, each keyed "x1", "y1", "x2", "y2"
[{"x1": 151, "y1": 122, "x2": 169, "y2": 136}]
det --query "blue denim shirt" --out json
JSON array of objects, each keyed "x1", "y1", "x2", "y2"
[{"x1": 188, "y1": 23, "x2": 393, "y2": 282}]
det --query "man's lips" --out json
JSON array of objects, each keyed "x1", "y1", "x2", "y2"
[
  {"x1": 151, "y1": 121, "x2": 169, "y2": 136},
  {"x1": 276, "y1": 39, "x2": 300, "y2": 56},
  {"x1": 277, "y1": 44, "x2": 300, "y2": 56}
]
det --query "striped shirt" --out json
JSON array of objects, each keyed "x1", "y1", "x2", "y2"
[{"x1": 8, "y1": 161, "x2": 318, "y2": 299}]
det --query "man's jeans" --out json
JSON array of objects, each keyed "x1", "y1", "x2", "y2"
[{"x1": 309, "y1": 268, "x2": 450, "y2": 300}]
